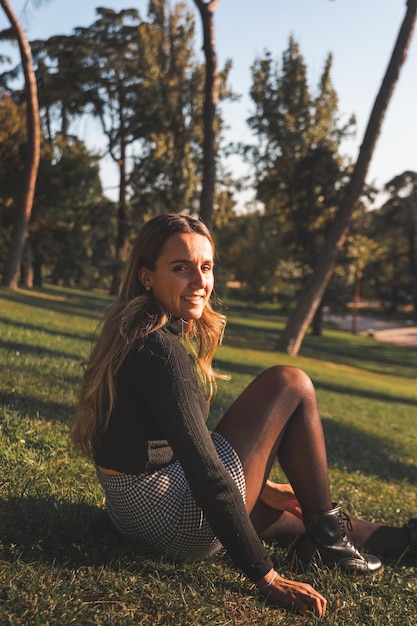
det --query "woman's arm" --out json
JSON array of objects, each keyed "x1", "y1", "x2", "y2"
[{"x1": 135, "y1": 329, "x2": 274, "y2": 580}]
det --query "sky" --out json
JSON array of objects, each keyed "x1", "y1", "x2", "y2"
[{"x1": 1, "y1": 0, "x2": 417, "y2": 205}]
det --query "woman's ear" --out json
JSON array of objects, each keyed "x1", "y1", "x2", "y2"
[{"x1": 138, "y1": 267, "x2": 152, "y2": 289}]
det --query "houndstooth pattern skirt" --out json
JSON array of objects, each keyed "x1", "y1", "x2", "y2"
[{"x1": 96, "y1": 431, "x2": 246, "y2": 561}]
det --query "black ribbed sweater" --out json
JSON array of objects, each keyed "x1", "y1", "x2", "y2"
[{"x1": 93, "y1": 320, "x2": 273, "y2": 581}]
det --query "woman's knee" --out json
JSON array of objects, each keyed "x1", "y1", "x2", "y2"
[{"x1": 260, "y1": 365, "x2": 315, "y2": 399}]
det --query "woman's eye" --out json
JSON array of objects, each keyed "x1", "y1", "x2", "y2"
[
  {"x1": 173, "y1": 265, "x2": 188, "y2": 272},
  {"x1": 202, "y1": 264, "x2": 213, "y2": 273}
]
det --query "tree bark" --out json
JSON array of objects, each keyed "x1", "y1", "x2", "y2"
[
  {"x1": 110, "y1": 84, "x2": 130, "y2": 294},
  {"x1": 311, "y1": 301, "x2": 323, "y2": 336},
  {"x1": 277, "y1": 0, "x2": 417, "y2": 355},
  {"x1": 1, "y1": 0, "x2": 41, "y2": 288},
  {"x1": 110, "y1": 153, "x2": 130, "y2": 294},
  {"x1": 193, "y1": 0, "x2": 220, "y2": 231}
]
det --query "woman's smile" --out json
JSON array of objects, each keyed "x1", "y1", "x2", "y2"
[{"x1": 139, "y1": 232, "x2": 214, "y2": 320}]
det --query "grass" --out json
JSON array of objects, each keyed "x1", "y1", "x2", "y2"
[{"x1": 1, "y1": 284, "x2": 417, "y2": 625}]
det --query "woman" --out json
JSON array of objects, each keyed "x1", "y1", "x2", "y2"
[{"x1": 71, "y1": 213, "x2": 416, "y2": 618}]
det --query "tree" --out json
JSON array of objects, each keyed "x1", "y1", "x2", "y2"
[
  {"x1": 384, "y1": 171, "x2": 417, "y2": 304},
  {"x1": 0, "y1": 92, "x2": 26, "y2": 197},
  {"x1": 371, "y1": 170, "x2": 417, "y2": 314},
  {"x1": 245, "y1": 39, "x2": 354, "y2": 312},
  {"x1": 30, "y1": 34, "x2": 91, "y2": 141},
  {"x1": 129, "y1": 0, "x2": 206, "y2": 220},
  {"x1": 72, "y1": 8, "x2": 145, "y2": 290},
  {"x1": 193, "y1": 0, "x2": 220, "y2": 230},
  {"x1": 328, "y1": 227, "x2": 382, "y2": 335},
  {"x1": 0, "y1": 93, "x2": 26, "y2": 267},
  {"x1": 1, "y1": 0, "x2": 40, "y2": 288},
  {"x1": 26, "y1": 3, "x2": 200, "y2": 286},
  {"x1": 30, "y1": 136, "x2": 111, "y2": 288},
  {"x1": 3, "y1": 2, "x2": 217, "y2": 288},
  {"x1": 215, "y1": 210, "x2": 284, "y2": 297},
  {"x1": 277, "y1": 0, "x2": 417, "y2": 354}
]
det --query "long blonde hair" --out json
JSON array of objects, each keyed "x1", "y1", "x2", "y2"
[{"x1": 71, "y1": 214, "x2": 226, "y2": 457}]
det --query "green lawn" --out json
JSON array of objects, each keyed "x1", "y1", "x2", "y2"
[{"x1": 1, "y1": 285, "x2": 416, "y2": 625}]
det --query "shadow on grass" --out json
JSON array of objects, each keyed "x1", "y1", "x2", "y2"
[
  {"x1": 0, "y1": 497, "x2": 140, "y2": 569},
  {"x1": 300, "y1": 333, "x2": 417, "y2": 379},
  {"x1": 0, "y1": 315, "x2": 96, "y2": 344},
  {"x1": 0, "y1": 497, "x2": 229, "y2": 580},
  {"x1": 215, "y1": 358, "x2": 417, "y2": 408},
  {"x1": 315, "y1": 380, "x2": 417, "y2": 408},
  {"x1": 224, "y1": 321, "x2": 278, "y2": 353},
  {"x1": 0, "y1": 336, "x2": 89, "y2": 363},
  {"x1": 224, "y1": 318, "x2": 416, "y2": 380},
  {"x1": 214, "y1": 358, "x2": 263, "y2": 379},
  {"x1": 0, "y1": 286, "x2": 109, "y2": 320},
  {"x1": 322, "y1": 417, "x2": 417, "y2": 484},
  {"x1": 0, "y1": 390, "x2": 74, "y2": 423}
]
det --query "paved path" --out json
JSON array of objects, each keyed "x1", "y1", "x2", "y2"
[{"x1": 323, "y1": 313, "x2": 417, "y2": 348}]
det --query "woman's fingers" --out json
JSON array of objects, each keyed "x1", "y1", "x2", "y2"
[
  {"x1": 260, "y1": 574, "x2": 327, "y2": 618},
  {"x1": 294, "y1": 587, "x2": 327, "y2": 618}
]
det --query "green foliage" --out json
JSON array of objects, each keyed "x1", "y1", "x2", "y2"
[
  {"x1": 214, "y1": 211, "x2": 284, "y2": 297},
  {"x1": 368, "y1": 171, "x2": 417, "y2": 313},
  {"x1": 3, "y1": 8, "x2": 413, "y2": 314},
  {"x1": 30, "y1": 136, "x2": 114, "y2": 288},
  {"x1": 0, "y1": 93, "x2": 26, "y2": 265},
  {"x1": 0, "y1": 93, "x2": 25, "y2": 210},
  {"x1": 129, "y1": 1, "x2": 206, "y2": 217},
  {"x1": 238, "y1": 37, "x2": 357, "y2": 303},
  {"x1": 5, "y1": 1, "x2": 235, "y2": 286},
  {"x1": 30, "y1": 33, "x2": 94, "y2": 138},
  {"x1": 26, "y1": 2, "x2": 218, "y2": 223},
  {"x1": 0, "y1": 125, "x2": 116, "y2": 289},
  {"x1": 1, "y1": 286, "x2": 416, "y2": 625}
]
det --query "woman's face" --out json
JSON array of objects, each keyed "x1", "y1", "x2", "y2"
[{"x1": 139, "y1": 232, "x2": 214, "y2": 320}]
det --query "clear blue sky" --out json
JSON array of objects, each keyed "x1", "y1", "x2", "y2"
[{"x1": 2, "y1": 0, "x2": 416, "y2": 204}]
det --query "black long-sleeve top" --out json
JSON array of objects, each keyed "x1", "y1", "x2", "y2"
[{"x1": 93, "y1": 320, "x2": 274, "y2": 581}]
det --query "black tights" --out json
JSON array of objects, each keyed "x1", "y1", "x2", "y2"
[
  {"x1": 215, "y1": 365, "x2": 410, "y2": 558},
  {"x1": 216, "y1": 366, "x2": 332, "y2": 513}
]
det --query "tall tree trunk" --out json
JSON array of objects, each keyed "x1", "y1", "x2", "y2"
[
  {"x1": 193, "y1": 0, "x2": 220, "y2": 231},
  {"x1": 277, "y1": 0, "x2": 417, "y2": 355},
  {"x1": 311, "y1": 301, "x2": 323, "y2": 336},
  {"x1": 110, "y1": 156, "x2": 129, "y2": 294},
  {"x1": 20, "y1": 240, "x2": 34, "y2": 288},
  {"x1": 1, "y1": 0, "x2": 41, "y2": 288},
  {"x1": 110, "y1": 88, "x2": 130, "y2": 295}
]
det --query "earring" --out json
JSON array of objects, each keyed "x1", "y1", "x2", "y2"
[{"x1": 145, "y1": 286, "x2": 151, "y2": 292}]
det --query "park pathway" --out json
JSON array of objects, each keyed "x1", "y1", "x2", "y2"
[{"x1": 323, "y1": 312, "x2": 417, "y2": 348}]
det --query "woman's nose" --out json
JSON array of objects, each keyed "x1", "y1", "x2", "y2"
[{"x1": 191, "y1": 268, "x2": 205, "y2": 287}]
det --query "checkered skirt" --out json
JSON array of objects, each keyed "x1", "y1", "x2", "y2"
[{"x1": 96, "y1": 431, "x2": 246, "y2": 561}]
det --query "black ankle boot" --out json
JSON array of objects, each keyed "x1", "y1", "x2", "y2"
[{"x1": 290, "y1": 503, "x2": 382, "y2": 575}]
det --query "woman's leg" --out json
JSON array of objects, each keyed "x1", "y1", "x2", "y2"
[
  {"x1": 215, "y1": 365, "x2": 332, "y2": 514},
  {"x1": 215, "y1": 365, "x2": 384, "y2": 572},
  {"x1": 250, "y1": 498, "x2": 411, "y2": 558}
]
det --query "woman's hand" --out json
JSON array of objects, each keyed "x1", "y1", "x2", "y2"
[
  {"x1": 256, "y1": 569, "x2": 327, "y2": 617},
  {"x1": 259, "y1": 480, "x2": 302, "y2": 518}
]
